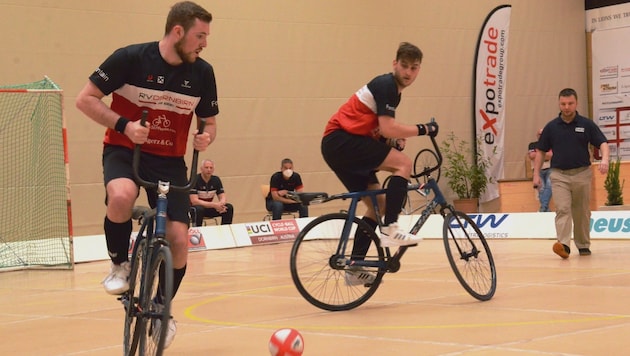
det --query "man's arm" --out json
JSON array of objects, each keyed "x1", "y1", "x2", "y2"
[
  {"x1": 532, "y1": 150, "x2": 545, "y2": 187},
  {"x1": 192, "y1": 116, "x2": 215, "y2": 152},
  {"x1": 76, "y1": 81, "x2": 148, "y2": 143},
  {"x1": 271, "y1": 190, "x2": 297, "y2": 204},
  {"x1": 598, "y1": 142, "x2": 610, "y2": 174}
]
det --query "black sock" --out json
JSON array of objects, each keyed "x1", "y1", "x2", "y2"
[
  {"x1": 104, "y1": 216, "x2": 132, "y2": 264},
  {"x1": 351, "y1": 216, "x2": 378, "y2": 260},
  {"x1": 384, "y1": 175, "x2": 408, "y2": 226},
  {"x1": 172, "y1": 265, "x2": 187, "y2": 298},
  {"x1": 157, "y1": 264, "x2": 187, "y2": 305}
]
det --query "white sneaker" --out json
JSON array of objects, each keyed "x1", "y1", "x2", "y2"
[
  {"x1": 102, "y1": 261, "x2": 130, "y2": 295},
  {"x1": 152, "y1": 303, "x2": 177, "y2": 349},
  {"x1": 379, "y1": 222, "x2": 421, "y2": 247},
  {"x1": 344, "y1": 266, "x2": 376, "y2": 286}
]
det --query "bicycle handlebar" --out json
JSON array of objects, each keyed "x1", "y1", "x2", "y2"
[
  {"x1": 132, "y1": 110, "x2": 206, "y2": 192},
  {"x1": 410, "y1": 117, "x2": 442, "y2": 180}
]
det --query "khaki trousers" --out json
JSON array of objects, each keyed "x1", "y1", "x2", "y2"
[{"x1": 550, "y1": 167, "x2": 592, "y2": 249}]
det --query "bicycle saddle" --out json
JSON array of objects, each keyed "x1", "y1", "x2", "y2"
[{"x1": 287, "y1": 192, "x2": 329, "y2": 205}]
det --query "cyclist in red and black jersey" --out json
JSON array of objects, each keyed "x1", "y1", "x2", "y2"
[
  {"x1": 322, "y1": 42, "x2": 437, "y2": 284},
  {"x1": 76, "y1": 1, "x2": 217, "y2": 348}
]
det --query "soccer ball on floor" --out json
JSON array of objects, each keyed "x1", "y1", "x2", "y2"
[{"x1": 268, "y1": 328, "x2": 304, "y2": 356}]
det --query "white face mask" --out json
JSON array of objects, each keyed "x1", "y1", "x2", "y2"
[{"x1": 283, "y1": 169, "x2": 293, "y2": 179}]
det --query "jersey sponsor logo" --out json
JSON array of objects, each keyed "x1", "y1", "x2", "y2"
[
  {"x1": 575, "y1": 127, "x2": 585, "y2": 133},
  {"x1": 182, "y1": 80, "x2": 191, "y2": 89},
  {"x1": 151, "y1": 114, "x2": 176, "y2": 133},
  {"x1": 138, "y1": 92, "x2": 196, "y2": 110},
  {"x1": 95, "y1": 67, "x2": 110, "y2": 82},
  {"x1": 117, "y1": 84, "x2": 202, "y2": 117},
  {"x1": 145, "y1": 138, "x2": 173, "y2": 146}
]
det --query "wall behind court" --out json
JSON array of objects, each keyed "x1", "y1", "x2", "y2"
[{"x1": 0, "y1": 0, "x2": 588, "y2": 235}]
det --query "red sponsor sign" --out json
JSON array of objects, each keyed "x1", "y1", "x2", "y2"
[{"x1": 246, "y1": 220, "x2": 299, "y2": 245}]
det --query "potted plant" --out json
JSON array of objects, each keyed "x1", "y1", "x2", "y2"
[
  {"x1": 604, "y1": 156, "x2": 624, "y2": 206},
  {"x1": 440, "y1": 132, "x2": 494, "y2": 212}
]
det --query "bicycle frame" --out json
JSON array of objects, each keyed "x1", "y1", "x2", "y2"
[
  {"x1": 311, "y1": 132, "x2": 453, "y2": 271},
  {"x1": 122, "y1": 111, "x2": 206, "y2": 355}
]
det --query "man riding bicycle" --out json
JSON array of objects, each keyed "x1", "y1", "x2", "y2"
[{"x1": 321, "y1": 42, "x2": 438, "y2": 285}]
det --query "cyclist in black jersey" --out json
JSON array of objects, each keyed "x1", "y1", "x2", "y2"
[{"x1": 76, "y1": 1, "x2": 218, "y2": 348}]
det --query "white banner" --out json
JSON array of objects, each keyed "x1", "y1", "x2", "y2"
[
  {"x1": 474, "y1": 5, "x2": 511, "y2": 203},
  {"x1": 590, "y1": 4, "x2": 630, "y2": 161},
  {"x1": 586, "y1": 2, "x2": 630, "y2": 32}
]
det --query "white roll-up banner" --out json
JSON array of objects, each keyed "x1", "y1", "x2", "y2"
[{"x1": 474, "y1": 4, "x2": 511, "y2": 203}]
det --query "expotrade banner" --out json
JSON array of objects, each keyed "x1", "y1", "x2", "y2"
[{"x1": 474, "y1": 4, "x2": 511, "y2": 203}]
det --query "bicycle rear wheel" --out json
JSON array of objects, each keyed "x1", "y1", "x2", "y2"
[
  {"x1": 290, "y1": 213, "x2": 385, "y2": 311},
  {"x1": 442, "y1": 211, "x2": 496, "y2": 301},
  {"x1": 123, "y1": 238, "x2": 146, "y2": 356},
  {"x1": 138, "y1": 245, "x2": 173, "y2": 356}
]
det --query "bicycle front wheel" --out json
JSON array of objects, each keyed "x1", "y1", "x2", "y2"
[
  {"x1": 123, "y1": 238, "x2": 146, "y2": 356},
  {"x1": 442, "y1": 211, "x2": 496, "y2": 301},
  {"x1": 413, "y1": 148, "x2": 441, "y2": 183},
  {"x1": 290, "y1": 213, "x2": 385, "y2": 311},
  {"x1": 138, "y1": 245, "x2": 173, "y2": 356}
]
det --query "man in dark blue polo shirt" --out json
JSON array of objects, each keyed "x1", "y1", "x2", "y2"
[{"x1": 533, "y1": 88, "x2": 609, "y2": 259}]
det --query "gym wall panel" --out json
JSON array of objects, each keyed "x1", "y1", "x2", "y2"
[{"x1": 0, "y1": 0, "x2": 589, "y2": 233}]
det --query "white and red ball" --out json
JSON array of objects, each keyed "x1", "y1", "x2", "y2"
[{"x1": 268, "y1": 328, "x2": 304, "y2": 356}]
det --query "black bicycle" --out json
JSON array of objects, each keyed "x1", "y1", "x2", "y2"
[
  {"x1": 120, "y1": 111, "x2": 205, "y2": 355},
  {"x1": 289, "y1": 120, "x2": 496, "y2": 311}
]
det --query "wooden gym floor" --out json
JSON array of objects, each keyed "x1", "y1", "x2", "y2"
[{"x1": 1, "y1": 238, "x2": 629, "y2": 355}]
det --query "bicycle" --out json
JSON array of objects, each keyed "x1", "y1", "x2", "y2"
[
  {"x1": 120, "y1": 111, "x2": 205, "y2": 355},
  {"x1": 289, "y1": 123, "x2": 496, "y2": 311}
]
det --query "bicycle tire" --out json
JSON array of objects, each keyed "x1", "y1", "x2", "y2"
[
  {"x1": 290, "y1": 213, "x2": 385, "y2": 311},
  {"x1": 413, "y1": 148, "x2": 441, "y2": 183},
  {"x1": 123, "y1": 238, "x2": 146, "y2": 356},
  {"x1": 138, "y1": 245, "x2": 173, "y2": 356},
  {"x1": 442, "y1": 211, "x2": 496, "y2": 301}
]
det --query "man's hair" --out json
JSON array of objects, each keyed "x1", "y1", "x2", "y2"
[
  {"x1": 165, "y1": 1, "x2": 212, "y2": 35},
  {"x1": 396, "y1": 42, "x2": 423, "y2": 63},
  {"x1": 558, "y1": 88, "x2": 578, "y2": 100},
  {"x1": 281, "y1": 158, "x2": 293, "y2": 167}
]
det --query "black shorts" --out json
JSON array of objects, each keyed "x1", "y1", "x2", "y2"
[
  {"x1": 102, "y1": 145, "x2": 190, "y2": 223},
  {"x1": 321, "y1": 130, "x2": 390, "y2": 192}
]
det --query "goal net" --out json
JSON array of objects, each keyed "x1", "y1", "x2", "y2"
[{"x1": 0, "y1": 77, "x2": 73, "y2": 270}]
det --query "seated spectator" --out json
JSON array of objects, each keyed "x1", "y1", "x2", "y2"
[
  {"x1": 266, "y1": 158, "x2": 308, "y2": 220},
  {"x1": 190, "y1": 159, "x2": 234, "y2": 225}
]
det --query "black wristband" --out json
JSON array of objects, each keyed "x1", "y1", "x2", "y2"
[
  {"x1": 115, "y1": 117, "x2": 130, "y2": 134},
  {"x1": 416, "y1": 124, "x2": 427, "y2": 136}
]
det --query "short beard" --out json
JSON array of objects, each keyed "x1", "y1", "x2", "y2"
[
  {"x1": 393, "y1": 73, "x2": 407, "y2": 89},
  {"x1": 175, "y1": 39, "x2": 195, "y2": 64}
]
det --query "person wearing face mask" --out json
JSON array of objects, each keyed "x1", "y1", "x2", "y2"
[{"x1": 266, "y1": 158, "x2": 308, "y2": 220}]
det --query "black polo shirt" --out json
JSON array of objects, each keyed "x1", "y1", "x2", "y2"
[{"x1": 537, "y1": 112, "x2": 607, "y2": 170}]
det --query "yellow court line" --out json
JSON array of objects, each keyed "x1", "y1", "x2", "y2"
[{"x1": 184, "y1": 293, "x2": 629, "y2": 331}]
